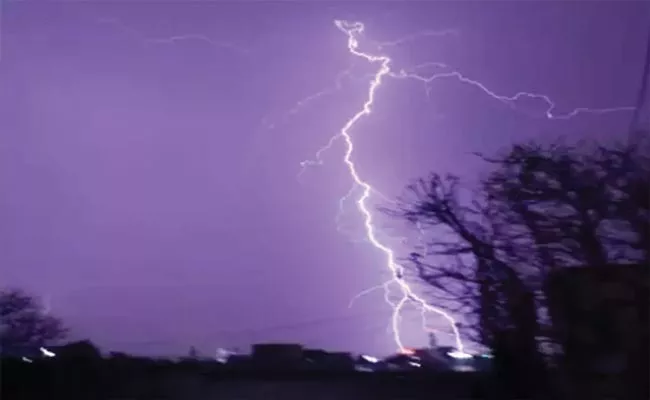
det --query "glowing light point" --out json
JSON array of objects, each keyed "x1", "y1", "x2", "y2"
[
  {"x1": 400, "y1": 347, "x2": 416, "y2": 356},
  {"x1": 447, "y1": 350, "x2": 473, "y2": 360},
  {"x1": 40, "y1": 347, "x2": 56, "y2": 358},
  {"x1": 361, "y1": 354, "x2": 379, "y2": 363}
]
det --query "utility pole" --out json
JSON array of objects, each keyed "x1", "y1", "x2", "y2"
[
  {"x1": 629, "y1": 25, "x2": 650, "y2": 142},
  {"x1": 428, "y1": 332, "x2": 438, "y2": 349},
  {"x1": 188, "y1": 346, "x2": 199, "y2": 359}
]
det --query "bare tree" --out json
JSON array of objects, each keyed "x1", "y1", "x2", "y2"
[
  {"x1": 389, "y1": 175, "x2": 539, "y2": 349},
  {"x1": 388, "y1": 136, "x2": 649, "y2": 339},
  {"x1": 0, "y1": 288, "x2": 67, "y2": 354},
  {"x1": 482, "y1": 139, "x2": 649, "y2": 271},
  {"x1": 387, "y1": 173, "x2": 543, "y2": 397},
  {"x1": 386, "y1": 135, "x2": 649, "y2": 397}
]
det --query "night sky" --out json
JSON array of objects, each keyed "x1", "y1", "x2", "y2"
[{"x1": 1, "y1": 1, "x2": 648, "y2": 358}]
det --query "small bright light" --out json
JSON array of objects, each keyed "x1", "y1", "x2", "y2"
[
  {"x1": 361, "y1": 355, "x2": 378, "y2": 363},
  {"x1": 454, "y1": 365, "x2": 476, "y2": 372},
  {"x1": 22, "y1": 357, "x2": 33, "y2": 363},
  {"x1": 447, "y1": 350, "x2": 473, "y2": 359},
  {"x1": 39, "y1": 347, "x2": 56, "y2": 358},
  {"x1": 400, "y1": 347, "x2": 416, "y2": 356},
  {"x1": 408, "y1": 361, "x2": 421, "y2": 367},
  {"x1": 480, "y1": 353, "x2": 494, "y2": 359},
  {"x1": 215, "y1": 348, "x2": 231, "y2": 364}
]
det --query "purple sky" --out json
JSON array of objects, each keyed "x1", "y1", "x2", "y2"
[{"x1": 1, "y1": 1, "x2": 648, "y2": 358}]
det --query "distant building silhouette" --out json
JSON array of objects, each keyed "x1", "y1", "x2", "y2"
[{"x1": 251, "y1": 343, "x2": 304, "y2": 369}]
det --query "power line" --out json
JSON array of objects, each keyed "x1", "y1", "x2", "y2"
[
  {"x1": 209, "y1": 310, "x2": 392, "y2": 338},
  {"x1": 104, "y1": 306, "x2": 454, "y2": 351},
  {"x1": 104, "y1": 309, "x2": 392, "y2": 347}
]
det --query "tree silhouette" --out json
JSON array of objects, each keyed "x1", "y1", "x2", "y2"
[
  {"x1": 0, "y1": 288, "x2": 67, "y2": 354},
  {"x1": 482, "y1": 139, "x2": 649, "y2": 271},
  {"x1": 386, "y1": 135, "x2": 649, "y2": 397}
]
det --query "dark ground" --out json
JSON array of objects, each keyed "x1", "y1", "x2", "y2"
[
  {"x1": 1, "y1": 357, "x2": 498, "y2": 400},
  {"x1": 3, "y1": 354, "x2": 645, "y2": 399}
]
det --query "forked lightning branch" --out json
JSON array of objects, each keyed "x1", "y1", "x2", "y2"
[{"x1": 299, "y1": 19, "x2": 635, "y2": 356}]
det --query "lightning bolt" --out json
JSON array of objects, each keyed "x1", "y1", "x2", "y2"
[
  {"x1": 299, "y1": 20, "x2": 636, "y2": 355},
  {"x1": 325, "y1": 19, "x2": 466, "y2": 354},
  {"x1": 264, "y1": 67, "x2": 357, "y2": 133},
  {"x1": 390, "y1": 65, "x2": 635, "y2": 119},
  {"x1": 334, "y1": 184, "x2": 408, "y2": 245},
  {"x1": 347, "y1": 279, "x2": 394, "y2": 309},
  {"x1": 99, "y1": 15, "x2": 635, "y2": 355},
  {"x1": 373, "y1": 28, "x2": 459, "y2": 49},
  {"x1": 334, "y1": 183, "x2": 366, "y2": 244},
  {"x1": 98, "y1": 18, "x2": 251, "y2": 56}
]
